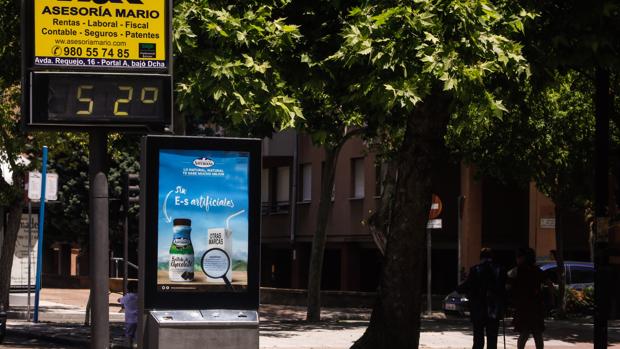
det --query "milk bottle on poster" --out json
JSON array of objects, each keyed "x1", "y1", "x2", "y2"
[
  {"x1": 206, "y1": 210, "x2": 244, "y2": 283},
  {"x1": 168, "y1": 218, "x2": 195, "y2": 282}
]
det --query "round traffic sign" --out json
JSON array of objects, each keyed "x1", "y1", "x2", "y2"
[{"x1": 429, "y1": 194, "x2": 443, "y2": 219}]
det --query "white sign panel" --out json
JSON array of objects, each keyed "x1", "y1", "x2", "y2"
[
  {"x1": 10, "y1": 214, "x2": 39, "y2": 288},
  {"x1": 427, "y1": 219, "x2": 442, "y2": 229},
  {"x1": 28, "y1": 171, "x2": 58, "y2": 201},
  {"x1": 540, "y1": 218, "x2": 556, "y2": 229}
]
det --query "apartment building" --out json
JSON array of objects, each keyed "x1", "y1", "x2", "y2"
[
  {"x1": 8, "y1": 130, "x2": 596, "y2": 296},
  {"x1": 260, "y1": 130, "x2": 592, "y2": 294}
]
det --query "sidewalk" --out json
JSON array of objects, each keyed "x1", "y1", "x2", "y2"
[
  {"x1": 9, "y1": 288, "x2": 125, "y2": 323},
  {"x1": 5, "y1": 289, "x2": 620, "y2": 348}
]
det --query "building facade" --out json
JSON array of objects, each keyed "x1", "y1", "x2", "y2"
[
  {"x1": 7, "y1": 130, "x2": 600, "y2": 296},
  {"x1": 261, "y1": 130, "x2": 593, "y2": 294}
]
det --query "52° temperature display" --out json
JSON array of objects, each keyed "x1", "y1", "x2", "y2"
[{"x1": 31, "y1": 72, "x2": 171, "y2": 125}]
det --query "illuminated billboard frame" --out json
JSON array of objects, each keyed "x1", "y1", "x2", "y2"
[{"x1": 140, "y1": 136, "x2": 261, "y2": 310}]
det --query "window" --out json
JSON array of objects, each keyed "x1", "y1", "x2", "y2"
[
  {"x1": 276, "y1": 166, "x2": 290, "y2": 203},
  {"x1": 261, "y1": 168, "x2": 269, "y2": 203},
  {"x1": 570, "y1": 267, "x2": 594, "y2": 285},
  {"x1": 300, "y1": 163, "x2": 312, "y2": 202},
  {"x1": 351, "y1": 157, "x2": 365, "y2": 198},
  {"x1": 375, "y1": 162, "x2": 387, "y2": 197}
]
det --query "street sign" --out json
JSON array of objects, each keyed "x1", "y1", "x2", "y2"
[
  {"x1": 540, "y1": 217, "x2": 556, "y2": 229},
  {"x1": 22, "y1": 0, "x2": 173, "y2": 130},
  {"x1": 27, "y1": 171, "x2": 58, "y2": 201},
  {"x1": 33, "y1": 0, "x2": 168, "y2": 70},
  {"x1": 429, "y1": 194, "x2": 443, "y2": 219},
  {"x1": 426, "y1": 219, "x2": 442, "y2": 229},
  {"x1": 10, "y1": 214, "x2": 39, "y2": 289}
]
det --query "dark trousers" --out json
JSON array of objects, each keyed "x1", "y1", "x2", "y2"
[
  {"x1": 517, "y1": 330, "x2": 544, "y2": 349},
  {"x1": 472, "y1": 319, "x2": 500, "y2": 349}
]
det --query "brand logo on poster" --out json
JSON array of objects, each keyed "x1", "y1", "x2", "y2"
[{"x1": 193, "y1": 158, "x2": 214, "y2": 168}]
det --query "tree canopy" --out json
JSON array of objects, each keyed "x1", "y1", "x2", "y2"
[
  {"x1": 330, "y1": 1, "x2": 530, "y2": 123},
  {"x1": 324, "y1": 1, "x2": 531, "y2": 347},
  {"x1": 448, "y1": 71, "x2": 594, "y2": 207},
  {"x1": 173, "y1": 0, "x2": 304, "y2": 135}
]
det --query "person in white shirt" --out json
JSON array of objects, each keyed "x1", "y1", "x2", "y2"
[{"x1": 119, "y1": 281, "x2": 138, "y2": 348}]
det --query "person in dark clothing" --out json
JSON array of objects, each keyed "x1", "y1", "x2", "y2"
[
  {"x1": 510, "y1": 247, "x2": 545, "y2": 349},
  {"x1": 458, "y1": 248, "x2": 507, "y2": 349}
]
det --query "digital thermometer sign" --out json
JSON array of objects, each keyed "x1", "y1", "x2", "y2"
[{"x1": 30, "y1": 72, "x2": 171, "y2": 125}]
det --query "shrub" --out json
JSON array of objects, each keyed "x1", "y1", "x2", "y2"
[{"x1": 564, "y1": 286, "x2": 594, "y2": 315}]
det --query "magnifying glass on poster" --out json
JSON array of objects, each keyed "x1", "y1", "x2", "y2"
[{"x1": 201, "y1": 248, "x2": 233, "y2": 290}]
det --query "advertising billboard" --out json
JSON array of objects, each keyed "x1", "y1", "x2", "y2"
[
  {"x1": 141, "y1": 136, "x2": 260, "y2": 310},
  {"x1": 10, "y1": 214, "x2": 38, "y2": 289},
  {"x1": 32, "y1": 0, "x2": 168, "y2": 69},
  {"x1": 157, "y1": 150, "x2": 249, "y2": 293}
]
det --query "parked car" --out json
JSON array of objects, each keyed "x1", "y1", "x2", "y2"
[
  {"x1": 442, "y1": 261, "x2": 594, "y2": 317},
  {"x1": 537, "y1": 261, "x2": 594, "y2": 290},
  {"x1": 442, "y1": 291, "x2": 469, "y2": 317}
]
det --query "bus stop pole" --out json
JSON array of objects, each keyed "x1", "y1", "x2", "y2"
[{"x1": 33, "y1": 146, "x2": 48, "y2": 323}]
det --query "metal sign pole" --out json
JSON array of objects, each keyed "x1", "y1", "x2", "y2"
[
  {"x1": 89, "y1": 131, "x2": 110, "y2": 349},
  {"x1": 427, "y1": 227, "x2": 432, "y2": 315},
  {"x1": 33, "y1": 146, "x2": 48, "y2": 323},
  {"x1": 27, "y1": 200, "x2": 32, "y2": 321},
  {"x1": 457, "y1": 196, "x2": 464, "y2": 285},
  {"x1": 123, "y1": 180, "x2": 129, "y2": 296}
]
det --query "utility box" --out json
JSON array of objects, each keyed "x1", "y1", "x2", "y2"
[{"x1": 146, "y1": 309, "x2": 259, "y2": 349}]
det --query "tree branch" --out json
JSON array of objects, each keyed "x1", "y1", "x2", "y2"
[{"x1": 336, "y1": 126, "x2": 367, "y2": 149}]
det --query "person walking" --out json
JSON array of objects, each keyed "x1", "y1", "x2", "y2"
[
  {"x1": 458, "y1": 248, "x2": 507, "y2": 349},
  {"x1": 510, "y1": 247, "x2": 545, "y2": 349},
  {"x1": 119, "y1": 281, "x2": 139, "y2": 348}
]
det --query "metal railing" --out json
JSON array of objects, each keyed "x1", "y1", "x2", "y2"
[{"x1": 110, "y1": 257, "x2": 138, "y2": 278}]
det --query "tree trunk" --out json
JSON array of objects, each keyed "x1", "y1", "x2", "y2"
[
  {"x1": 306, "y1": 145, "x2": 339, "y2": 322},
  {"x1": 368, "y1": 160, "x2": 399, "y2": 256},
  {"x1": 0, "y1": 191, "x2": 26, "y2": 311},
  {"x1": 351, "y1": 91, "x2": 451, "y2": 349},
  {"x1": 554, "y1": 203, "x2": 567, "y2": 318}
]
